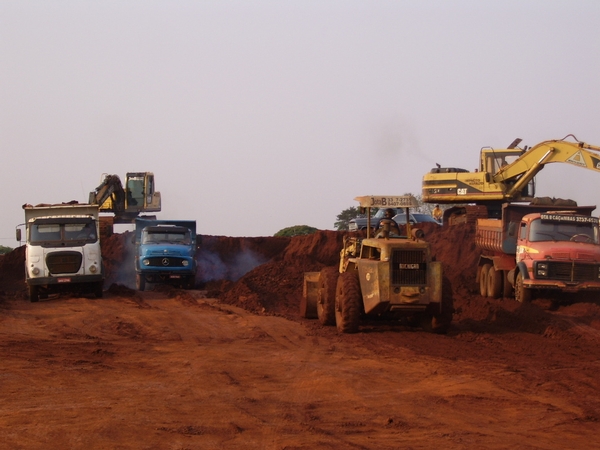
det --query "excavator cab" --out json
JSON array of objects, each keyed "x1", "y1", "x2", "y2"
[
  {"x1": 480, "y1": 148, "x2": 536, "y2": 198},
  {"x1": 125, "y1": 172, "x2": 160, "y2": 212}
]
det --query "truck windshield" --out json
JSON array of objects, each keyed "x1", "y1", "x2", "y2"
[
  {"x1": 529, "y1": 219, "x2": 599, "y2": 244},
  {"x1": 142, "y1": 231, "x2": 190, "y2": 245},
  {"x1": 30, "y1": 221, "x2": 97, "y2": 244}
]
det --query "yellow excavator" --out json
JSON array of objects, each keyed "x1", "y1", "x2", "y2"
[
  {"x1": 89, "y1": 172, "x2": 161, "y2": 236},
  {"x1": 422, "y1": 134, "x2": 600, "y2": 224}
]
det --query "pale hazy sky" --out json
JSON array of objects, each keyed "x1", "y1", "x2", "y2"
[{"x1": 2, "y1": 0, "x2": 600, "y2": 246}]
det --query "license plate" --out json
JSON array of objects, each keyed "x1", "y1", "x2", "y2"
[
  {"x1": 57, "y1": 278, "x2": 72, "y2": 283},
  {"x1": 399, "y1": 264, "x2": 420, "y2": 270},
  {"x1": 169, "y1": 275, "x2": 181, "y2": 279}
]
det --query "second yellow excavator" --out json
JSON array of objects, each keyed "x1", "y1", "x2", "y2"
[{"x1": 422, "y1": 134, "x2": 600, "y2": 223}]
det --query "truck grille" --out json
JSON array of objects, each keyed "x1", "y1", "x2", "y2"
[
  {"x1": 146, "y1": 257, "x2": 186, "y2": 267},
  {"x1": 391, "y1": 249, "x2": 427, "y2": 285},
  {"x1": 547, "y1": 262, "x2": 599, "y2": 282},
  {"x1": 46, "y1": 251, "x2": 82, "y2": 275}
]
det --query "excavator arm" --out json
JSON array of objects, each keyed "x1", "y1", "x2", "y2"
[
  {"x1": 89, "y1": 174, "x2": 126, "y2": 213},
  {"x1": 492, "y1": 135, "x2": 600, "y2": 198}
]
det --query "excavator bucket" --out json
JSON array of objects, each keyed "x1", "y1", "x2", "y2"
[{"x1": 300, "y1": 272, "x2": 320, "y2": 319}]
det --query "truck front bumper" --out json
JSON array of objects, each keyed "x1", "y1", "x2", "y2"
[
  {"x1": 523, "y1": 279, "x2": 600, "y2": 293},
  {"x1": 27, "y1": 274, "x2": 104, "y2": 286}
]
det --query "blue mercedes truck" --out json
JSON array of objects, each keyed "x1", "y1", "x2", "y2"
[{"x1": 134, "y1": 218, "x2": 197, "y2": 291}]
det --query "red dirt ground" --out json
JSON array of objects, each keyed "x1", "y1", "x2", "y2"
[{"x1": 1, "y1": 224, "x2": 599, "y2": 449}]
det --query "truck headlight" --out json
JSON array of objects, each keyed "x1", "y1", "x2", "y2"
[
  {"x1": 143, "y1": 259, "x2": 150, "y2": 266},
  {"x1": 89, "y1": 264, "x2": 97, "y2": 274},
  {"x1": 32, "y1": 267, "x2": 40, "y2": 276},
  {"x1": 536, "y1": 262, "x2": 548, "y2": 278},
  {"x1": 182, "y1": 260, "x2": 189, "y2": 267}
]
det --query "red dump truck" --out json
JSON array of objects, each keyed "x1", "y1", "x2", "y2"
[{"x1": 476, "y1": 203, "x2": 600, "y2": 302}]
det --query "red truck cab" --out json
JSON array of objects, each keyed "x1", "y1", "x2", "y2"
[{"x1": 514, "y1": 211, "x2": 600, "y2": 301}]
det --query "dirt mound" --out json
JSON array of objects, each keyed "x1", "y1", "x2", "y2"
[
  {"x1": 0, "y1": 246, "x2": 26, "y2": 296},
  {"x1": 218, "y1": 230, "x2": 348, "y2": 315}
]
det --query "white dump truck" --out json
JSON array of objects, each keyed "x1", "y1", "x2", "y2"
[{"x1": 17, "y1": 203, "x2": 104, "y2": 302}]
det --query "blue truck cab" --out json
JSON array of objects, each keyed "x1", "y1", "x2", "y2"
[{"x1": 134, "y1": 218, "x2": 198, "y2": 291}]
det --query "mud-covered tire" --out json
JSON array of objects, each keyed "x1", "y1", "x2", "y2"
[
  {"x1": 28, "y1": 285, "x2": 39, "y2": 303},
  {"x1": 136, "y1": 273, "x2": 146, "y2": 292},
  {"x1": 515, "y1": 271, "x2": 532, "y2": 303},
  {"x1": 487, "y1": 266, "x2": 502, "y2": 299},
  {"x1": 480, "y1": 264, "x2": 491, "y2": 297},
  {"x1": 335, "y1": 271, "x2": 361, "y2": 334},
  {"x1": 317, "y1": 267, "x2": 338, "y2": 326},
  {"x1": 425, "y1": 276, "x2": 453, "y2": 334},
  {"x1": 502, "y1": 270, "x2": 512, "y2": 298}
]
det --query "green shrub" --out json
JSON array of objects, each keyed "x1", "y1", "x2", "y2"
[{"x1": 274, "y1": 225, "x2": 318, "y2": 237}]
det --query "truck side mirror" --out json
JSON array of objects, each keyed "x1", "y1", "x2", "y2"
[{"x1": 16, "y1": 229, "x2": 21, "y2": 241}]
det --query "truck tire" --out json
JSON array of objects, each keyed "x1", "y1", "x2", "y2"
[
  {"x1": 28, "y1": 285, "x2": 39, "y2": 303},
  {"x1": 185, "y1": 277, "x2": 195, "y2": 290},
  {"x1": 515, "y1": 271, "x2": 532, "y2": 303},
  {"x1": 480, "y1": 264, "x2": 491, "y2": 297},
  {"x1": 95, "y1": 281, "x2": 104, "y2": 299},
  {"x1": 502, "y1": 270, "x2": 513, "y2": 298},
  {"x1": 317, "y1": 267, "x2": 338, "y2": 326},
  {"x1": 136, "y1": 274, "x2": 146, "y2": 292},
  {"x1": 487, "y1": 266, "x2": 502, "y2": 299},
  {"x1": 335, "y1": 271, "x2": 361, "y2": 334}
]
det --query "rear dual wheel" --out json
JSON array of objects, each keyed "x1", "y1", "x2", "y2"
[
  {"x1": 487, "y1": 266, "x2": 503, "y2": 299},
  {"x1": 480, "y1": 264, "x2": 503, "y2": 299},
  {"x1": 480, "y1": 264, "x2": 491, "y2": 297}
]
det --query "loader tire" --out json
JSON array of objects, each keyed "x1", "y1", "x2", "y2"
[
  {"x1": 423, "y1": 276, "x2": 453, "y2": 334},
  {"x1": 487, "y1": 266, "x2": 502, "y2": 299},
  {"x1": 480, "y1": 264, "x2": 491, "y2": 297},
  {"x1": 335, "y1": 271, "x2": 361, "y2": 334},
  {"x1": 317, "y1": 267, "x2": 338, "y2": 326}
]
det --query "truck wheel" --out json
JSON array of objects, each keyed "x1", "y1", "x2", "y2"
[
  {"x1": 95, "y1": 281, "x2": 104, "y2": 299},
  {"x1": 487, "y1": 266, "x2": 502, "y2": 299},
  {"x1": 502, "y1": 270, "x2": 513, "y2": 298},
  {"x1": 479, "y1": 264, "x2": 491, "y2": 297},
  {"x1": 136, "y1": 274, "x2": 146, "y2": 292},
  {"x1": 515, "y1": 271, "x2": 532, "y2": 303},
  {"x1": 28, "y1": 285, "x2": 39, "y2": 303},
  {"x1": 317, "y1": 267, "x2": 338, "y2": 326},
  {"x1": 186, "y1": 277, "x2": 195, "y2": 290},
  {"x1": 335, "y1": 271, "x2": 361, "y2": 334}
]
